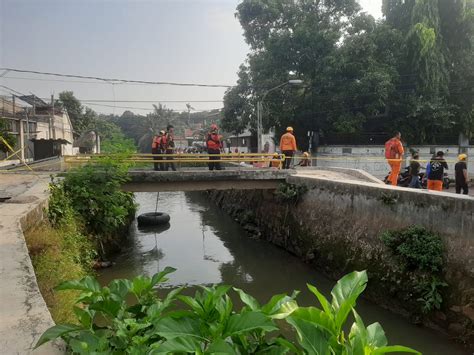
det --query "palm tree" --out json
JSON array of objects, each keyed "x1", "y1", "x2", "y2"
[{"x1": 138, "y1": 104, "x2": 175, "y2": 153}]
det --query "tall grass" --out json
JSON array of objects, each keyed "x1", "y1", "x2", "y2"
[{"x1": 25, "y1": 217, "x2": 96, "y2": 323}]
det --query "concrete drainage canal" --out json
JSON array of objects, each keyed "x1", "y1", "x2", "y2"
[{"x1": 97, "y1": 191, "x2": 468, "y2": 354}]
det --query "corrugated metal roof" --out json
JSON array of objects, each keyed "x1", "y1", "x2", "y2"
[{"x1": 17, "y1": 95, "x2": 49, "y2": 108}]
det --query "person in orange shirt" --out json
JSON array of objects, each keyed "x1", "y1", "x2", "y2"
[
  {"x1": 384, "y1": 132, "x2": 404, "y2": 186},
  {"x1": 280, "y1": 127, "x2": 297, "y2": 169},
  {"x1": 151, "y1": 130, "x2": 166, "y2": 171}
]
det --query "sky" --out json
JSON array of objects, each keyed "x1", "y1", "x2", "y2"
[{"x1": 0, "y1": 0, "x2": 382, "y2": 115}]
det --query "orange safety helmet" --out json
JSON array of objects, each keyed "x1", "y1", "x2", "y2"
[
  {"x1": 286, "y1": 126, "x2": 294, "y2": 132},
  {"x1": 210, "y1": 124, "x2": 218, "y2": 131}
]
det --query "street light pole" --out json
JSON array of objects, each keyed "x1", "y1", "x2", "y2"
[{"x1": 256, "y1": 79, "x2": 303, "y2": 153}]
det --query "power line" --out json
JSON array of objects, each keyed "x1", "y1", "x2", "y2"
[
  {"x1": 84, "y1": 102, "x2": 222, "y2": 112},
  {"x1": 2, "y1": 76, "x2": 120, "y2": 85},
  {"x1": 0, "y1": 68, "x2": 234, "y2": 88},
  {"x1": 80, "y1": 99, "x2": 223, "y2": 103}
]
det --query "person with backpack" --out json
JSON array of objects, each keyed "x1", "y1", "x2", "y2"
[
  {"x1": 384, "y1": 132, "x2": 404, "y2": 186},
  {"x1": 427, "y1": 151, "x2": 449, "y2": 191},
  {"x1": 408, "y1": 153, "x2": 421, "y2": 188},
  {"x1": 164, "y1": 124, "x2": 177, "y2": 171}
]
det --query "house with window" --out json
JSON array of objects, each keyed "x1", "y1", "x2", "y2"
[
  {"x1": 0, "y1": 94, "x2": 75, "y2": 165},
  {"x1": 228, "y1": 129, "x2": 276, "y2": 153}
]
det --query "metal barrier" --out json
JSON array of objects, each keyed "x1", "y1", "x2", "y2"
[{"x1": 62, "y1": 153, "x2": 286, "y2": 170}]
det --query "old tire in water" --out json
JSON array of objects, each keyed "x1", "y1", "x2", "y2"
[{"x1": 137, "y1": 212, "x2": 170, "y2": 227}]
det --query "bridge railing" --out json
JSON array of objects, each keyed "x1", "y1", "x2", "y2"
[{"x1": 63, "y1": 153, "x2": 286, "y2": 170}]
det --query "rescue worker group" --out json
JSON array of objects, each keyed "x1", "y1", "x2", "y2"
[
  {"x1": 151, "y1": 125, "x2": 469, "y2": 195},
  {"x1": 150, "y1": 125, "x2": 311, "y2": 172},
  {"x1": 385, "y1": 132, "x2": 469, "y2": 195}
]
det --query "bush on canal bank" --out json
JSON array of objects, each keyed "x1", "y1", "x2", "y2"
[
  {"x1": 25, "y1": 158, "x2": 136, "y2": 323},
  {"x1": 381, "y1": 226, "x2": 448, "y2": 315},
  {"x1": 57, "y1": 157, "x2": 136, "y2": 253},
  {"x1": 35, "y1": 269, "x2": 420, "y2": 354}
]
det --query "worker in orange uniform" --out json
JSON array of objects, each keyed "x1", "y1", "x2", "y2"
[
  {"x1": 384, "y1": 132, "x2": 404, "y2": 186},
  {"x1": 207, "y1": 124, "x2": 223, "y2": 171},
  {"x1": 151, "y1": 130, "x2": 166, "y2": 171},
  {"x1": 280, "y1": 127, "x2": 297, "y2": 169}
]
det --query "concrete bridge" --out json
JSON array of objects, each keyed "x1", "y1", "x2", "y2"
[{"x1": 122, "y1": 167, "x2": 381, "y2": 192}]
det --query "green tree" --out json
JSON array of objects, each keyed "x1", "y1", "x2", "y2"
[
  {"x1": 0, "y1": 118, "x2": 16, "y2": 153},
  {"x1": 138, "y1": 104, "x2": 175, "y2": 153},
  {"x1": 226, "y1": 0, "x2": 474, "y2": 146},
  {"x1": 94, "y1": 118, "x2": 136, "y2": 154},
  {"x1": 225, "y1": 0, "x2": 399, "y2": 148},
  {"x1": 57, "y1": 91, "x2": 95, "y2": 135}
]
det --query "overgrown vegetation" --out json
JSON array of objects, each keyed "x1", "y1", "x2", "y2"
[
  {"x1": 54, "y1": 157, "x2": 136, "y2": 251},
  {"x1": 381, "y1": 226, "x2": 444, "y2": 273},
  {"x1": 381, "y1": 226, "x2": 447, "y2": 314},
  {"x1": 275, "y1": 182, "x2": 308, "y2": 204},
  {"x1": 35, "y1": 269, "x2": 419, "y2": 354}
]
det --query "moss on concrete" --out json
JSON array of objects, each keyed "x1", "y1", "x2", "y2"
[{"x1": 24, "y1": 220, "x2": 95, "y2": 324}]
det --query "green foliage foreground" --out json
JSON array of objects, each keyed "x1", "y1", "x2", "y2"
[{"x1": 36, "y1": 269, "x2": 419, "y2": 354}]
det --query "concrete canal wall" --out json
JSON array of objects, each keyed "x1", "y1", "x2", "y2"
[{"x1": 208, "y1": 176, "x2": 474, "y2": 344}]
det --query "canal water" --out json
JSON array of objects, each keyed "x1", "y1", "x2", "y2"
[{"x1": 98, "y1": 192, "x2": 467, "y2": 354}]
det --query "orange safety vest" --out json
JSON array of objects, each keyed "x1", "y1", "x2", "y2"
[
  {"x1": 207, "y1": 133, "x2": 222, "y2": 150},
  {"x1": 384, "y1": 138, "x2": 404, "y2": 159},
  {"x1": 152, "y1": 136, "x2": 161, "y2": 149},
  {"x1": 160, "y1": 135, "x2": 168, "y2": 149},
  {"x1": 280, "y1": 132, "x2": 297, "y2": 151}
]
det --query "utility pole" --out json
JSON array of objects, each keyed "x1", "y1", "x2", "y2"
[
  {"x1": 51, "y1": 94, "x2": 56, "y2": 139},
  {"x1": 256, "y1": 80, "x2": 303, "y2": 153},
  {"x1": 14, "y1": 95, "x2": 25, "y2": 160},
  {"x1": 256, "y1": 101, "x2": 263, "y2": 153},
  {"x1": 25, "y1": 108, "x2": 30, "y2": 160},
  {"x1": 307, "y1": 130, "x2": 314, "y2": 153}
]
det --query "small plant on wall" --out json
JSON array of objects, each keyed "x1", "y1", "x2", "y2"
[
  {"x1": 275, "y1": 182, "x2": 308, "y2": 204},
  {"x1": 380, "y1": 226, "x2": 447, "y2": 315}
]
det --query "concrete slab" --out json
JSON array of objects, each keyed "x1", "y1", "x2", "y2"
[{"x1": 0, "y1": 173, "x2": 64, "y2": 354}]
